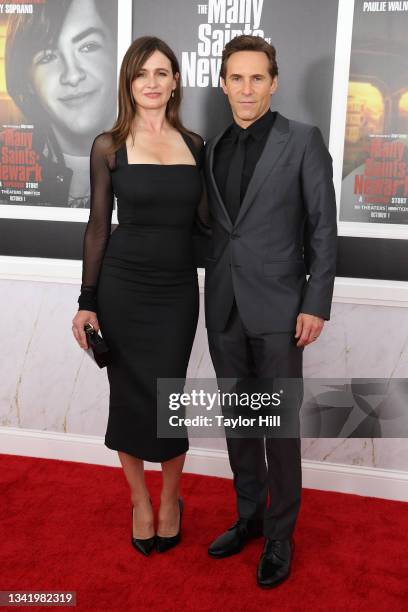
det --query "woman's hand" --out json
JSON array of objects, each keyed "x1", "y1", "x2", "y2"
[{"x1": 72, "y1": 310, "x2": 100, "y2": 350}]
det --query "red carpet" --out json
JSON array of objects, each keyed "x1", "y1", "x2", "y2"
[{"x1": 1, "y1": 453, "x2": 407, "y2": 612}]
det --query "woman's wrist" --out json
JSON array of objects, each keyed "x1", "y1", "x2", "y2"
[{"x1": 77, "y1": 288, "x2": 97, "y2": 313}]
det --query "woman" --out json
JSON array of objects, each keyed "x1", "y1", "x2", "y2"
[
  {"x1": 72, "y1": 36, "x2": 207, "y2": 556},
  {"x1": 5, "y1": 0, "x2": 117, "y2": 207}
]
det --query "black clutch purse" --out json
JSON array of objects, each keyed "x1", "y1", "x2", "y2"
[{"x1": 84, "y1": 323, "x2": 112, "y2": 368}]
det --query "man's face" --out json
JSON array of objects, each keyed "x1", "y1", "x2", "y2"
[
  {"x1": 30, "y1": 0, "x2": 116, "y2": 137},
  {"x1": 221, "y1": 50, "x2": 278, "y2": 127}
]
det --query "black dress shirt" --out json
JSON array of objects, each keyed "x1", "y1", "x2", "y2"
[{"x1": 214, "y1": 109, "x2": 277, "y2": 208}]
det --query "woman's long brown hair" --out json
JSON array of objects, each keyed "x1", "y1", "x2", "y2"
[{"x1": 108, "y1": 36, "x2": 199, "y2": 153}]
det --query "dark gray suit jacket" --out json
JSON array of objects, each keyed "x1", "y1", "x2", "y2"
[{"x1": 204, "y1": 111, "x2": 338, "y2": 333}]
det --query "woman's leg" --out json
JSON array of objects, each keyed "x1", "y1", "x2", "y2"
[
  {"x1": 157, "y1": 453, "x2": 186, "y2": 536},
  {"x1": 118, "y1": 451, "x2": 154, "y2": 539}
]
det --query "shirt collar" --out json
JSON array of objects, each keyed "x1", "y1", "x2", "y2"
[{"x1": 231, "y1": 109, "x2": 276, "y2": 142}]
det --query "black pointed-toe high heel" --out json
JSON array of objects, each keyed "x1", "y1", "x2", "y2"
[
  {"x1": 131, "y1": 503, "x2": 156, "y2": 557},
  {"x1": 156, "y1": 497, "x2": 183, "y2": 553}
]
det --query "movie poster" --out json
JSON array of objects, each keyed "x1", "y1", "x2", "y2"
[
  {"x1": 132, "y1": 0, "x2": 339, "y2": 142},
  {"x1": 339, "y1": 0, "x2": 408, "y2": 228},
  {"x1": 0, "y1": 0, "x2": 129, "y2": 223}
]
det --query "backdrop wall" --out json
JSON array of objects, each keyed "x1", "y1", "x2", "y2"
[{"x1": 0, "y1": 0, "x2": 407, "y2": 501}]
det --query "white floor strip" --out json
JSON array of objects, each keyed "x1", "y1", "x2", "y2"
[{"x1": 1, "y1": 427, "x2": 407, "y2": 502}]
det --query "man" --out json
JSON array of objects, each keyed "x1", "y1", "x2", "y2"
[{"x1": 204, "y1": 35, "x2": 337, "y2": 588}]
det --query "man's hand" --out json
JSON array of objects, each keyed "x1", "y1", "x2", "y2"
[{"x1": 295, "y1": 313, "x2": 324, "y2": 347}]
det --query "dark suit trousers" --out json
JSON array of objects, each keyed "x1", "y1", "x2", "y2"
[{"x1": 207, "y1": 300, "x2": 303, "y2": 540}]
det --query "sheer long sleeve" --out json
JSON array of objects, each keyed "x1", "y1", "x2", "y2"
[{"x1": 77, "y1": 133, "x2": 114, "y2": 312}]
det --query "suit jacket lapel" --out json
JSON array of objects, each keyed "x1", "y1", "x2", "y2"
[
  {"x1": 234, "y1": 112, "x2": 291, "y2": 228},
  {"x1": 207, "y1": 126, "x2": 233, "y2": 231}
]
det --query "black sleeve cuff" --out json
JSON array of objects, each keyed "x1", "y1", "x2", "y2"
[{"x1": 77, "y1": 289, "x2": 97, "y2": 312}]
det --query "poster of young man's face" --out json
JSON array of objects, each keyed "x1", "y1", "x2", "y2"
[{"x1": 0, "y1": 0, "x2": 119, "y2": 215}]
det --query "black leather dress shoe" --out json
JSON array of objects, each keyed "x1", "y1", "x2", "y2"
[
  {"x1": 131, "y1": 504, "x2": 156, "y2": 557},
  {"x1": 208, "y1": 518, "x2": 263, "y2": 558},
  {"x1": 156, "y1": 497, "x2": 183, "y2": 553},
  {"x1": 257, "y1": 538, "x2": 294, "y2": 588}
]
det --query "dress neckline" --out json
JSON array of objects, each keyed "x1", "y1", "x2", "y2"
[{"x1": 123, "y1": 130, "x2": 198, "y2": 167}]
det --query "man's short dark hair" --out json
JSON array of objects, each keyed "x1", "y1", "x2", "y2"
[{"x1": 220, "y1": 35, "x2": 278, "y2": 81}]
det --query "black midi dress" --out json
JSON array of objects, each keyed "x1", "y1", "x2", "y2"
[{"x1": 77, "y1": 130, "x2": 205, "y2": 462}]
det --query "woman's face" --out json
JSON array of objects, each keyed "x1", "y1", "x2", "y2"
[
  {"x1": 131, "y1": 50, "x2": 178, "y2": 112},
  {"x1": 30, "y1": 0, "x2": 116, "y2": 137}
]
